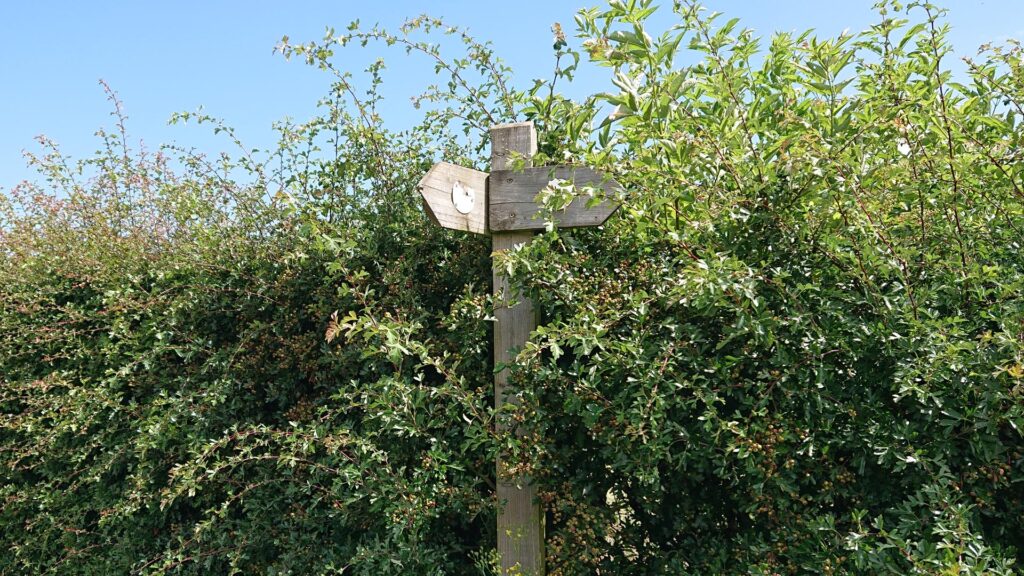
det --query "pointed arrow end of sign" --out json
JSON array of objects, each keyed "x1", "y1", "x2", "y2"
[
  {"x1": 418, "y1": 162, "x2": 489, "y2": 235},
  {"x1": 488, "y1": 166, "x2": 623, "y2": 231}
]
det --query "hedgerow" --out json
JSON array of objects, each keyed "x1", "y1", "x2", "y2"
[{"x1": 2, "y1": 1, "x2": 1024, "y2": 574}]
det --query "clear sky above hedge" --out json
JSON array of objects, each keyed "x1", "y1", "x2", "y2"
[{"x1": 2, "y1": 0, "x2": 1020, "y2": 189}]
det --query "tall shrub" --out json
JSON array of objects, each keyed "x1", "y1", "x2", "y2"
[{"x1": 3, "y1": 1, "x2": 1024, "y2": 574}]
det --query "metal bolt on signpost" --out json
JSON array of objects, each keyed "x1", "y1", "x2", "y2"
[{"x1": 418, "y1": 121, "x2": 620, "y2": 576}]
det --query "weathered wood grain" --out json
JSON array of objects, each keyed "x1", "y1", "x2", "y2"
[
  {"x1": 418, "y1": 161, "x2": 489, "y2": 235},
  {"x1": 491, "y1": 122, "x2": 545, "y2": 576},
  {"x1": 489, "y1": 166, "x2": 621, "y2": 231}
]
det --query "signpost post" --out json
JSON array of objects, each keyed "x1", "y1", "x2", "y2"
[{"x1": 418, "y1": 121, "x2": 620, "y2": 576}]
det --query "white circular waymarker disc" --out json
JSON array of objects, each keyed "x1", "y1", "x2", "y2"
[{"x1": 452, "y1": 180, "x2": 475, "y2": 214}]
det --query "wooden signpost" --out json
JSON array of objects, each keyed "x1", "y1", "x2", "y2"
[{"x1": 418, "y1": 121, "x2": 620, "y2": 576}]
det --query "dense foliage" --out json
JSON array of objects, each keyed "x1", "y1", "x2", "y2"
[{"x1": 3, "y1": 1, "x2": 1024, "y2": 573}]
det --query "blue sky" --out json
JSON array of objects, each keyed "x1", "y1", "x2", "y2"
[{"x1": 2, "y1": 1, "x2": 1020, "y2": 190}]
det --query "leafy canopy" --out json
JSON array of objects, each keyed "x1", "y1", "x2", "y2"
[{"x1": 3, "y1": 1, "x2": 1024, "y2": 574}]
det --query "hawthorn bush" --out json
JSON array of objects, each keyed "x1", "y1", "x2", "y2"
[{"x1": 3, "y1": 1, "x2": 1024, "y2": 574}]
